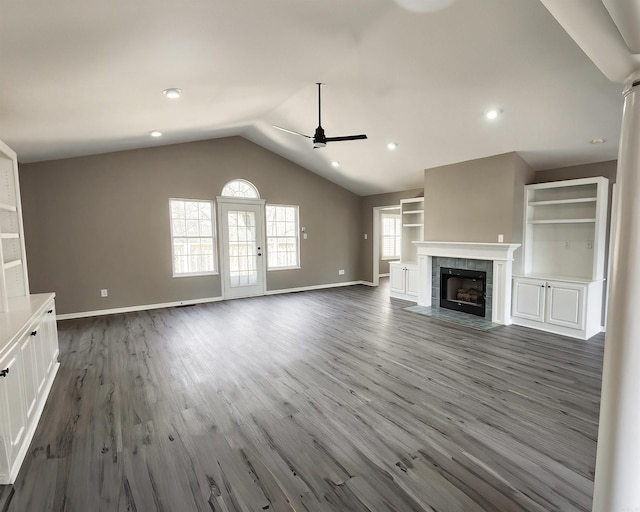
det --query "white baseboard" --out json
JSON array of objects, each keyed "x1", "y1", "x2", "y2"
[
  {"x1": 265, "y1": 280, "x2": 368, "y2": 295},
  {"x1": 57, "y1": 281, "x2": 374, "y2": 320},
  {"x1": 57, "y1": 296, "x2": 224, "y2": 320},
  {"x1": 379, "y1": 273, "x2": 390, "y2": 278}
]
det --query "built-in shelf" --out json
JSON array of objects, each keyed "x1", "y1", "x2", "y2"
[
  {"x1": 529, "y1": 218, "x2": 596, "y2": 224},
  {"x1": 403, "y1": 210, "x2": 424, "y2": 215},
  {"x1": 0, "y1": 233, "x2": 19, "y2": 239},
  {"x1": 403, "y1": 223, "x2": 424, "y2": 228},
  {"x1": 515, "y1": 177, "x2": 609, "y2": 340},
  {"x1": 3, "y1": 259, "x2": 22, "y2": 270},
  {"x1": 529, "y1": 197, "x2": 597, "y2": 207},
  {"x1": 0, "y1": 202, "x2": 16, "y2": 212}
]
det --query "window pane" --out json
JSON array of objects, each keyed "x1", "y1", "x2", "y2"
[
  {"x1": 265, "y1": 205, "x2": 299, "y2": 269},
  {"x1": 170, "y1": 199, "x2": 216, "y2": 275}
]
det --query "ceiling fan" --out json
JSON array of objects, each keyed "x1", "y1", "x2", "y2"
[{"x1": 274, "y1": 83, "x2": 367, "y2": 148}]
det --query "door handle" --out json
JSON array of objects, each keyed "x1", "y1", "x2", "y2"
[{"x1": 258, "y1": 253, "x2": 262, "y2": 256}]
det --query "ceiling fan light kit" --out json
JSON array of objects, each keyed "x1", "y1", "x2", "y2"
[{"x1": 274, "y1": 83, "x2": 367, "y2": 149}]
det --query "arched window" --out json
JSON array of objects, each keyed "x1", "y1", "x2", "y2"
[{"x1": 221, "y1": 179, "x2": 260, "y2": 199}]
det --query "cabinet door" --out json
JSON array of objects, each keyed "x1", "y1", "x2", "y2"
[
  {"x1": 32, "y1": 324, "x2": 49, "y2": 395},
  {"x1": 389, "y1": 264, "x2": 406, "y2": 294},
  {"x1": 42, "y1": 304, "x2": 59, "y2": 375},
  {"x1": 512, "y1": 278, "x2": 546, "y2": 322},
  {"x1": 19, "y1": 331, "x2": 39, "y2": 422},
  {"x1": 405, "y1": 266, "x2": 420, "y2": 297},
  {"x1": 546, "y1": 281, "x2": 585, "y2": 330},
  {"x1": 0, "y1": 343, "x2": 27, "y2": 476}
]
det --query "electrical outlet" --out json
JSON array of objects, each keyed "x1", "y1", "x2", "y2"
[
  {"x1": 498, "y1": 234, "x2": 504, "y2": 243},
  {"x1": 338, "y1": 269, "x2": 345, "y2": 275},
  {"x1": 101, "y1": 289, "x2": 108, "y2": 298},
  {"x1": 364, "y1": 234, "x2": 368, "y2": 240},
  {"x1": 303, "y1": 233, "x2": 308, "y2": 239}
]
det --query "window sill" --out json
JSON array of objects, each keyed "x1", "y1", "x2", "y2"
[
  {"x1": 267, "y1": 266, "x2": 302, "y2": 271},
  {"x1": 381, "y1": 257, "x2": 401, "y2": 261},
  {"x1": 172, "y1": 271, "x2": 219, "y2": 278}
]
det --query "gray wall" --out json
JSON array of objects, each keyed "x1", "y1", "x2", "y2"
[
  {"x1": 359, "y1": 188, "x2": 423, "y2": 283},
  {"x1": 423, "y1": 152, "x2": 534, "y2": 244},
  {"x1": 534, "y1": 160, "x2": 617, "y2": 185},
  {"x1": 20, "y1": 137, "x2": 361, "y2": 315}
]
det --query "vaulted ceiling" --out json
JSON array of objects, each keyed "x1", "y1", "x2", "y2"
[{"x1": 0, "y1": 0, "x2": 627, "y2": 195}]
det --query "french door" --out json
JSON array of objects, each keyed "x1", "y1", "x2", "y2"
[{"x1": 218, "y1": 198, "x2": 266, "y2": 299}]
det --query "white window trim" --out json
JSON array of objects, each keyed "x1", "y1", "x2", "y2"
[
  {"x1": 169, "y1": 198, "x2": 219, "y2": 277},
  {"x1": 381, "y1": 212, "x2": 401, "y2": 260},
  {"x1": 266, "y1": 204, "x2": 300, "y2": 271}
]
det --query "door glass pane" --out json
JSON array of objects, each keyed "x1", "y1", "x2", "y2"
[{"x1": 227, "y1": 210, "x2": 258, "y2": 287}]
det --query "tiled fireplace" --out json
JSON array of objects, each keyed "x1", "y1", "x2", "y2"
[
  {"x1": 434, "y1": 258, "x2": 492, "y2": 319},
  {"x1": 414, "y1": 241, "x2": 520, "y2": 325}
]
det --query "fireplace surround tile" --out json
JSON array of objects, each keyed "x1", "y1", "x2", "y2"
[{"x1": 432, "y1": 257, "x2": 493, "y2": 320}]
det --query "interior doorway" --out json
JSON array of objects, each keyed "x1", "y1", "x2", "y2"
[{"x1": 372, "y1": 205, "x2": 401, "y2": 286}]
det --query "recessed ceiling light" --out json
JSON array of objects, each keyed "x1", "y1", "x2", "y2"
[
  {"x1": 394, "y1": 0, "x2": 456, "y2": 13},
  {"x1": 387, "y1": 142, "x2": 398, "y2": 150},
  {"x1": 331, "y1": 161, "x2": 340, "y2": 167},
  {"x1": 162, "y1": 88, "x2": 181, "y2": 99},
  {"x1": 486, "y1": 109, "x2": 501, "y2": 120},
  {"x1": 590, "y1": 138, "x2": 607, "y2": 144},
  {"x1": 149, "y1": 130, "x2": 163, "y2": 137}
]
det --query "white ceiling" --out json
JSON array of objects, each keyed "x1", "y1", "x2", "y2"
[{"x1": 0, "y1": 0, "x2": 627, "y2": 196}]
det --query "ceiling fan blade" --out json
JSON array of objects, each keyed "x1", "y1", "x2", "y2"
[
  {"x1": 273, "y1": 125, "x2": 312, "y2": 139},
  {"x1": 325, "y1": 134, "x2": 368, "y2": 142}
]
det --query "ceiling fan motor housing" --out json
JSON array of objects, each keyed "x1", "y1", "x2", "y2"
[{"x1": 313, "y1": 126, "x2": 327, "y2": 148}]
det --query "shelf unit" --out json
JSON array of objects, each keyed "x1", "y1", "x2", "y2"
[
  {"x1": 390, "y1": 197, "x2": 424, "y2": 302},
  {"x1": 522, "y1": 176, "x2": 608, "y2": 280},
  {"x1": 0, "y1": 138, "x2": 60, "y2": 484},
  {"x1": 0, "y1": 140, "x2": 29, "y2": 312},
  {"x1": 400, "y1": 197, "x2": 424, "y2": 263},
  {"x1": 513, "y1": 176, "x2": 609, "y2": 340}
]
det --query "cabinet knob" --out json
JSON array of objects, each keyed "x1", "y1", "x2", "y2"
[
  {"x1": 30, "y1": 330, "x2": 37, "y2": 336},
  {"x1": 0, "y1": 368, "x2": 9, "y2": 377},
  {"x1": 47, "y1": 309, "x2": 53, "y2": 314}
]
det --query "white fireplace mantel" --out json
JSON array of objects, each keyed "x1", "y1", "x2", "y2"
[{"x1": 413, "y1": 241, "x2": 521, "y2": 325}]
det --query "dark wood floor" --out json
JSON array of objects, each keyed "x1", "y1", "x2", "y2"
[{"x1": 6, "y1": 282, "x2": 604, "y2": 511}]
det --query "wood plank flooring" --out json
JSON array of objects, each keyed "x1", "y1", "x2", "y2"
[{"x1": 5, "y1": 282, "x2": 604, "y2": 511}]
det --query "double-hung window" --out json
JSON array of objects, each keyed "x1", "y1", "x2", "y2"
[
  {"x1": 381, "y1": 213, "x2": 401, "y2": 259},
  {"x1": 169, "y1": 198, "x2": 217, "y2": 276},
  {"x1": 265, "y1": 205, "x2": 300, "y2": 269}
]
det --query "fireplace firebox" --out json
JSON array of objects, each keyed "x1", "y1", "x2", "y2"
[{"x1": 440, "y1": 267, "x2": 486, "y2": 317}]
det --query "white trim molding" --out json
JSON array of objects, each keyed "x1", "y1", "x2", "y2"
[
  {"x1": 57, "y1": 296, "x2": 224, "y2": 320},
  {"x1": 414, "y1": 241, "x2": 521, "y2": 325},
  {"x1": 57, "y1": 281, "x2": 372, "y2": 320}
]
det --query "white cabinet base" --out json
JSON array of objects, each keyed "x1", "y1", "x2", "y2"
[
  {"x1": 390, "y1": 262, "x2": 419, "y2": 302},
  {"x1": 512, "y1": 276, "x2": 603, "y2": 340},
  {"x1": 0, "y1": 293, "x2": 59, "y2": 484}
]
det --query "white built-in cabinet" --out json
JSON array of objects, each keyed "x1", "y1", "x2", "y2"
[
  {"x1": 512, "y1": 177, "x2": 608, "y2": 339},
  {"x1": 390, "y1": 263, "x2": 419, "y2": 299},
  {"x1": 389, "y1": 197, "x2": 424, "y2": 301},
  {"x1": 0, "y1": 139, "x2": 59, "y2": 484}
]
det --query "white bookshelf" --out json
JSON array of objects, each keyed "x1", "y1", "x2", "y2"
[
  {"x1": 0, "y1": 140, "x2": 29, "y2": 312},
  {"x1": 400, "y1": 197, "x2": 424, "y2": 263},
  {"x1": 513, "y1": 176, "x2": 609, "y2": 339},
  {"x1": 0, "y1": 138, "x2": 60, "y2": 484},
  {"x1": 390, "y1": 197, "x2": 424, "y2": 302}
]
